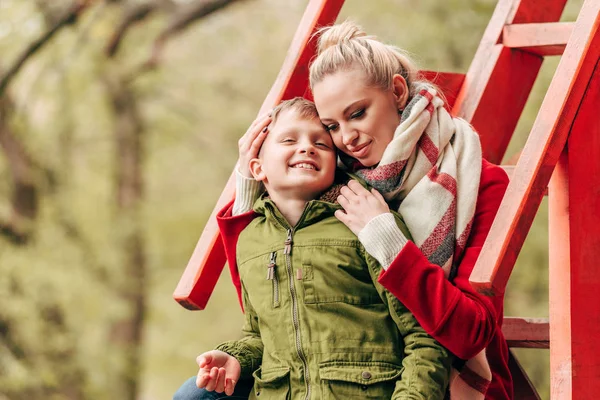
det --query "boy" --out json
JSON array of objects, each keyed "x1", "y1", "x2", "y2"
[{"x1": 178, "y1": 98, "x2": 451, "y2": 399}]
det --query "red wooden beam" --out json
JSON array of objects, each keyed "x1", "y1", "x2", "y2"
[
  {"x1": 469, "y1": 0, "x2": 600, "y2": 296},
  {"x1": 452, "y1": 0, "x2": 568, "y2": 163},
  {"x1": 508, "y1": 350, "x2": 542, "y2": 400},
  {"x1": 548, "y1": 150, "x2": 571, "y2": 398},
  {"x1": 503, "y1": 22, "x2": 573, "y2": 56},
  {"x1": 502, "y1": 317, "x2": 549, "y2": 348},
  {"x1": 173, "y1": 0, "x2": 345, "y2": 310},
  {"x1": 420, "y1": 70, "x2": 465, "y2": 110},
  {"x1": 549, "y1": 59, "x2": 600, "y2": 398}
]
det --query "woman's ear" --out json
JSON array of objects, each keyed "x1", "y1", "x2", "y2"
[
  {"x1": 392, "y1": 74, "x2": 409, "y2": 110},
  {"x1": 249, "y1": 158, "x2": 266, "y2": 182}
]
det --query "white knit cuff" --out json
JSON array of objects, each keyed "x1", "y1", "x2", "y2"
[
  {"x1": 358, "y1": 213, "x2": 408, "y2": 270},
  {"x1": 232, "y1": 168, "x2": 264, "y2": 216}
]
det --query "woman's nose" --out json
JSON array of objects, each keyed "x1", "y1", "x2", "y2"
[{"x1": 341, "y1": 127, "x2": 359, "y2": 146}]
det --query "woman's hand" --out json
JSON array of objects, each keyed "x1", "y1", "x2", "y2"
[
  {"x1": 196, "y1": 350, "x2": 241, "y2": 396},
  {"x1": 238, "y1": 112, "x2": 272, "y2": 177},
  {"x1": 336, "y1": 180, "x2": 390, "y2": 236}
]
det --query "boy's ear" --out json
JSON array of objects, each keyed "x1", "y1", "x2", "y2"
[
  {"x1": 392, "y1": 74, "x2": 409, "y2": 110},
  {"x1": 249, "y1": 158, "x2": 266, "y2": 182}
]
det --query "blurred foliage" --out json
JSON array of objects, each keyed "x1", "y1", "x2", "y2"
[{"x1": 0, "y1": 0, "x2": 585, "y2": 398}]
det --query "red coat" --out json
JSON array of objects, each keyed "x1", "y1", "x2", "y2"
[{"x1": 216, "y1": 159, "x2": 512, "y2": 400}]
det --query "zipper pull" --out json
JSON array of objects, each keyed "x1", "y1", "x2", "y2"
[
  {"x1": 284, "y1": 229, "x2": 293, "y2": 255},
  {"x1": 266, "y1": 251, "x2": 276, "y2": 280}
]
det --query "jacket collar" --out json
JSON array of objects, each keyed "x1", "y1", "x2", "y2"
[{"x1": 253, "y1": 170, "x2": 367, "y2": 230}]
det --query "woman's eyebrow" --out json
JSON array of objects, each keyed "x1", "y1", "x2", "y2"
[
  {"x1": 319, "y1": 99, "x2": 364, "y2": 123},
  {"x1": 342, "y1": 99, "x2": 364, "y2": 116}
]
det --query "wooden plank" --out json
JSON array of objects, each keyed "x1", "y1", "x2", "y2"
[
  {"x1": 548, "y1": 150, "x2": 572, "y2": 398},
  {"x1": 503, "y1": 317, "x2": 549, "y2": 348},
  {"x1": 173, "y1": 0, "x2": 345, "y2": 310},
  {"x1": 452, "y1": 0, "x2": 568, "y2": 163},
  {"x1": 509, "y1": 349, "x2": 542, "y2": 400},
  {"x1": 501, "y1": 166, "x2": 548, "y2": 195},
  {"x1": 549, "y1": 59, "x2": 600, "y2": 398},
  {"x1": 469, "y1": 0, "x2": 600, "y2": 296},
  {"x1": 420, "y1": 71, "x2": 465, "y2": 109},
  {"x1": 503, "y1": 22, "x2": 573, "y2": 56}
]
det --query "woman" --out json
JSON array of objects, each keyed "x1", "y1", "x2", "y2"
[{"x1": 178, "y1": 20, "x2": 511, "y2": 400}]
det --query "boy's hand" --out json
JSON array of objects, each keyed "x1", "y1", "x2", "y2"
[
  {"x1": 195, "y1": 350, "x2": 241, "y2": 396},
  {"x1": 336, "y1": 180, "x2": 390, "y2": 235},
  {"x1": 238, "y1": 112, "x2": 272, "y2": 178}
]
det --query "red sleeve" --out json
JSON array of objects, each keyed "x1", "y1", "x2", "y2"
[
  {"x1": 378, "y1": 159, "x2": 509, "y2": 359},
  {"x1": 216, "y1": 200, "x2": 257, "y2": 311}
]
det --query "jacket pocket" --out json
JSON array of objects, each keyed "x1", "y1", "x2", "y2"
[
  {"x1": 301, "y1": 246, "x2": 382, "y2": 305},
  {"x1": 319, "y1": 361, "x2": 402, "y2": 399},
  {"x1": 250, "y1": 366, "x2": 290, "y2": 400}
]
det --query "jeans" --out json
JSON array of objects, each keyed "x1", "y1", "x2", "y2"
[{"x1": 173, "y1": 377, "x2": 253, "y2": 400}]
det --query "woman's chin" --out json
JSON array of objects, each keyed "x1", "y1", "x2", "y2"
[{"x1": 357, "y1": 157, "x2": 378, "y2": 168}]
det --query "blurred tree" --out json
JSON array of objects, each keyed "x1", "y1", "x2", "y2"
[{"x1": 0, "y1": 0, "x2": 245, "y2": 399}]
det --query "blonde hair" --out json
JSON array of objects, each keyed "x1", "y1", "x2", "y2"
[
  {"x1": 309, "y1": 20, "x2": 427, "y2": 97},
  {"x1": 271, "y1": 97, "x2": 319, "y2": 127}
]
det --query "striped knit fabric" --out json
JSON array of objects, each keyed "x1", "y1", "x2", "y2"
[{"x1": 341, "y1": 84, "x2": 491, "y2": 399}]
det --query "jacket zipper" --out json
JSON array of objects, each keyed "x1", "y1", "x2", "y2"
[
  {"x1": 284, "y1": 228, "x2": 311, "y2": 400},
  {"x1": 267, "y1": 251, "x2": 279, "y2": 307}
]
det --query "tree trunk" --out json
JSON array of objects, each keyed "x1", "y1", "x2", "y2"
[
  {"x1": 0, "y1": 96, "x2": 38, "y2": 244},
  {"x1": 104, "y1": 69, "x2": 147, "y2": 400}
]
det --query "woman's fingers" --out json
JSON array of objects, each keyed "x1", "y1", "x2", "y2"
[
  {"x1": 248, "y1": 111, "x2": 271, "y2": 130},
  {"x1": 337, "y1": 193, "x2": 351, "y2": 210},
  {"x1": 347, "y1": 179, "x2": 371, "y2": 196},
  {"x1": 339, "y1": 186, "x2": 358, "y2": 203},
  {"x1": 240, "y1": 113, "x2": 272, "y2": 148},
  {"x1": 239, "y1": 113, "x2": 272, "y2": 176},
  {"x1": 334, "y1": 209, "x2": 349, "y2": 224},
  {"x1": 248, "y1": 126, "x2": 269, "y2": 154},
  {"x1": 371, "y1": 188, "x2": 387, "y2": 204}
]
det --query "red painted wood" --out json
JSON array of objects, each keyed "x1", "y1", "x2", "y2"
[
  {"x1": 173, "y1": 0, "x2": 345, "y2": 310},
  {"x1": 501, "y1": 166, "x2": 549, "y2": 195},
  {"x1": 548, "y1": 150, "x2": 572, "y2": 398},
  {"x1": 550, "y1": 60, "x2": 600, "y2": 398},
  {"x1": 503, "y1": 317, "x2": 549, "y2": 348},
  {"x1": 470, "y1": 0, "x2": 600, "y2": 295},
  {"x1": 420, "y1": 71, "x2": 465, "y2": 110},
  {"x1": 173, "y1": 174, "x2": 234, "y2": 310},
  {"x1": 509, "y1": 349, "x2": 542, "y2": 400},
  {"x1": 452, "y1": 0, "x2": 568, "y2": 163},
  {"x1": 503, "y1": 22, "x2": 573, "y2": 56}
]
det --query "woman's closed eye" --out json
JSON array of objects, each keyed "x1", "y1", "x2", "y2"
[
  {"x1": 350, "y1": 108, "x2": 365, "y2": 119},
  {"x1": 324, "y1": 123, "x2": 339, "y2": 133}
]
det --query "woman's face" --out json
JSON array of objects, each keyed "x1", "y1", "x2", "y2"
[{"x1": 312, "y1": 69, "x2": 407, "y2": 167}]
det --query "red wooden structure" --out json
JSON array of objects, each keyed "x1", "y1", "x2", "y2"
[{"x1": 174, "y1": 0, "x2": 600, "y2": 397}]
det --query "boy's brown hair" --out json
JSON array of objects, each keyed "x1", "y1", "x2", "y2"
[{"x1": 270, "y1": 97, "x2": 319, "y2": 128}]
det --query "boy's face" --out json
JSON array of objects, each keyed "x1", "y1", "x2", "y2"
[{"x1": 250, "y1": 109, "x2": 336, "y2": 201}]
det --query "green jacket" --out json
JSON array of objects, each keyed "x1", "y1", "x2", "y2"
[{"x1": 216, "y1": 194, "x2": 451, "y2": 399}]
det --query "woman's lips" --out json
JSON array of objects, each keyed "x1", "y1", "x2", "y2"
[{"x1": 351, "y1": 142, "x2": 371, "y2": 158}]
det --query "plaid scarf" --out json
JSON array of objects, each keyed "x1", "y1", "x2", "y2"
[
  {"x1": 341, "y1": 84, "x2": 482, "y2": 279},
  {"x1": 341, "y1": 84, "x2": 491, "y2": 398}
]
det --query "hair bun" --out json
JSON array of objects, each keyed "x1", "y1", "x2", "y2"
[{"x1": 316, "y1": 20, "x2": 369, "y2": 54}]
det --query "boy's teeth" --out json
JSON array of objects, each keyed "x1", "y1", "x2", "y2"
[{"x1": 293, "y1": 163, "x2": 315, "y2": 170}]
